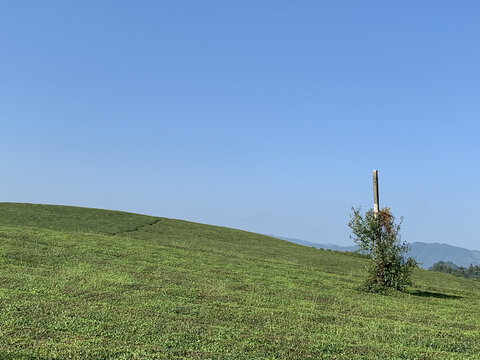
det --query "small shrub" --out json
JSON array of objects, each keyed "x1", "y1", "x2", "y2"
[{"x1": 348, "y1": 207, "x2": 416, "y2": 292}]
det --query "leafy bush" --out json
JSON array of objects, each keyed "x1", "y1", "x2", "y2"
[{"x1": 348, "y1": 207, "x2": 416, "y2": 292}]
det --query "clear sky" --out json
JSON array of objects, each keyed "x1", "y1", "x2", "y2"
[{"x1": 1, "y1": 1, "x2": 479, "y2": 249}]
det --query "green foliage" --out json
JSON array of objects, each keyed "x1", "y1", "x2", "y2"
[
  {"x1": 1, "y1": 203, "x2": 480, "y2": 359},
  {"x1": 430, "y1": 261, "x2": 480, "y2": 279},
  {"x1": 348, "y1": 207, "x2": 417, "y2": 292}
]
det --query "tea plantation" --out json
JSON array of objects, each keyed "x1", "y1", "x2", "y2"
[{"x1": 1, "y1": 203, "x2": 479, "y2": 359}]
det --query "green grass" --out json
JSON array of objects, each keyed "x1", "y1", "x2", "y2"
[{"x1": 1, "y1": 203, "x2": 479, "y2": 359}]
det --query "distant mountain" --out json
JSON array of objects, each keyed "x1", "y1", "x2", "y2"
[
  {"x1": 267, "y1": 235, "x2": 358, "y2": 252},
  {"x1": 407, "y1": 242, "x2": 480, "y2": 269},
  {"x1": 269, "y1": 235, "x2": 480, "y2": 269}
]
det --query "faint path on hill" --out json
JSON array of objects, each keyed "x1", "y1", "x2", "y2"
[{"x1": 111, "y1": 218, "x2": 162, "y2": 236}]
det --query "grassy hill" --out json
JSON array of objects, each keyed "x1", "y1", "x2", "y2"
[{"x1": 1, "y1": 203, "x2": 479, "y2": 359}]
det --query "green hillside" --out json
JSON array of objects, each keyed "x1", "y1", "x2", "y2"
[{"x1": 1, "y1": 203, "x2": 479, "y2": 359}]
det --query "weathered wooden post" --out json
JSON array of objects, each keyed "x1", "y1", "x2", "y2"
[{"x1": 373, "y1": 170, "x2": 379, "y2": 213}]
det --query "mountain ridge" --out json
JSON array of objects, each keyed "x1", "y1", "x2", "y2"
[{"x1": 269, "y1": 235, "x2": 480, "y2": 269}]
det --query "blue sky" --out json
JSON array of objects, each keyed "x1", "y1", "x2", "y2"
[{"x1": 1, "y1": 1, "x2": 479, "y2": 248}]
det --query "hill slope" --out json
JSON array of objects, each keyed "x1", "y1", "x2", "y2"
[{"x1": 1, "y1": 203, "x2": 479, "y2": 359}]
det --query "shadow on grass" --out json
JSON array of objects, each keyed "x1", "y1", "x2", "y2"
[{"x1": 408, "y1": 289, "x2": 462, "y2": 299}]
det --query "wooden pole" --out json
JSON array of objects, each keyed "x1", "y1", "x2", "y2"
[{"x1": 373, "y1": 170, "x2": 379, "y2": 213}]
